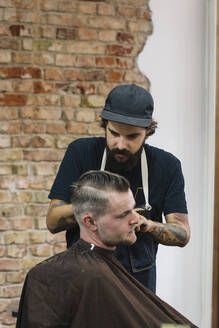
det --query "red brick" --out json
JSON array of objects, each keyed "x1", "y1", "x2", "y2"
[
  {"x1": 23, "y1": 122, "x2": 45, "y2": 134},
  {"x1": 13, "y1": 51, "x2": 33, "y2": 64},
  {"x1": 0, "y1": 299, "x2": 11, "y2": 312},
  {"x1": 56, "y1": 54, "x2": 74, "y2": 66},
  {"x1": 6, "y1": 272, "x2": 25, "y2": 283},
  {"x1": 11, "y1": 164, "x2": 28, "y2": 175},
  {"x1": 55, "y1": 82, "x2": 71, "y2": 92},
  {"x1": 107, "y1": 45, "x2": 133, "y2": 56},
  {"x1": 117, "y1": 32, "x2": 134, "y2": 44},
  {"x1": 12, "y1": 0, "x2": 36, "y2": 9},
  {"x1": 137, "y1": 8, "x2": 151, "y2": 20},
  {"x1": 88, "y1": 122, "x2": 103, "y2": 135},
  {"x1": 0, "y1": 136, "x2": 10, "y2": 148},
  {"x1": 10, "y1": 24, "x2": 24, "y2": 36},
  {"x1": 66, "y1": 122, "x2": 87, "y2": 134},
  {"x1": 66, "y1": 41, "x2": 105, "y2": 54},
  {"x1": 56, "y1": 28, "x2": 76, "y2": 40},
  {"x1": 124, "y1": 71, "x2": 146, "y2": 83},
  {"x1": 98, "y1": 3, "x2": 115, "y2": 16},
  {"x1": 78, "y1": 28, "x2": 97, "y2": 41},
  {"x1": 62, "y1": 95, "x2": 81, "y2": 107},
  {"x1": 12, "y1": 135, "x2": 55, "y2": 148},
  {"x1": 64, "y1": 69, "x2": 84, "y2": 81},
  {"x1": 0, "y1": 94, "x2": 26, "y2": 106},
  {"x1": 53, "y1": 244, "x2": 66, "y2": 254},
  {"x1": 13, "y1": 79, "x2": 33, "y2": 92},
  {"x1": 0, "y1": 218, "x2": 11, "y2": 230},
  {"x1": 117, "y1": 7, "x2": 136, "y2": 17},
  {"x1": 0, "y1": 107, "x2": 18, "y2": 119},
  {"x1": 25, "y1": 205, "x2": 48, "y2": 217},
  {"x1": 57, "y1": 0, "x2": 77, "y2": 13},
  {"x1": 116, "y1": 57, "x2": 134, "y2": 69},
  {"x1": 75, "y1": 55, "x2": 95, "y2": 68},
  {"x1": 0, "y1": 50, "x2": 11, "y2": 63},
  {"x1": 0, "y1": 37, "x2": 20, "y2": 50},
  {"x1": 0, "y1": 313, "x2": 16, "y2": 325},
  {"x1": 85, "y1": 70, "x2": 105, "y2": 81},
  {"x1": 0, "y1": 259, "x2": 20, "y2": 271},
  {"x1": 0, "y1": 122, "x2": 21, "y2": 134},
  {"x1": 96, "y1": 56, "x2": 116, "y2": 67},
  {"x1": 7, "y1": 245, "x2": 26, "y2": 258},
  {"x1": 98, "y1": 30, "x2": 116, "y2": 42},
  {"x1": 23, "y1": 149, "x2": 64, "y2": 161},
  {"x1": 12, "y1": 218, "x2": 33, "y2": 230},
  {"x1": 0, "y1": 205, "x2": 23, "y2": 218},
  {"x1": 89, "y1": 16, "x2": 125, "y2": 30},
  {"x1": 33, "y1": 81, "x2": 54, "y2": 93},
  {"x1": 9, "y1": 24, "x2": 32, "y2": 36},
  {"x1": 106, "y1": 70, "x2": 123, "y2": 82},
  {"x1": 78, "y1": 2, "x2": 97, "y2": 14},
  {"x1": 34, "y1": 52, "x2": 55, "y2": 65},
  {"x1": 29, "y1": 245, "x2": 52, "y2": 257},
  {"x1": 0, "y1": 23, "x2": 9, "y2": 36},
  {"x1": 75, "y1": 109, "x2": 95, "y2": 122},
  {"x1": 37, "y1": 26, "x2": 56, "y2": 39},
  {"x1": 128, "y1": 20, "x2": 152, "y2": 34},
  {"x1": 41, "y1": 0, "x2": 58, "y2": 11},
  {"x1": 47, "y1": 13, "x2": 87, "y2": 27},
  {"x1": 27, "y1": 176, "x2": 46, "y2": 190},
  {"x1": 46, "y1": 122, "x2": 66, "y2": 134},
  {"x1": 32, "y1": 163, "x2": 55, "y2": 176},
  {"x1": 21, "y1": 107, "x2": 61, "y2": 120},
  {"x1": 46, "y1": 231, "x2": 66, "y2": 244},
  {"x1": 0, "y1": 245, "x2": 5, "y2": 257},
  {"x1": 26, "y1": 94, "x2": 60, "y2": 106},
  {"x1": 0, "y1": 191, "x2": 12, "y2": 203},
  {"x1": 0, "y1": 285, "x2": 22, "y2": 298},
  {"x1": 0, "y1": 67, "x2": 41, "y2": 79},
  {"x1": 76, "y1": 82, "x2": 96, "y2": 95}
]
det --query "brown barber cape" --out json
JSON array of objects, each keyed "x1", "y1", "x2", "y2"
[{"x1": 16, "y1": 239, "x2": 197, "y2": 328}]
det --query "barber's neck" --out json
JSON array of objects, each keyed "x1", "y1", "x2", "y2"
[{"x1": 80, "y1": 231, "x2": 116, "y2": 251}]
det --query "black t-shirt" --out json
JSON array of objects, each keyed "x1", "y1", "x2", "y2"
[{"x1": 49, "y1": 137, "x2": 188, "y2": 291}]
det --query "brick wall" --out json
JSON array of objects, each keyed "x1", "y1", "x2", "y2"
[{"x1": 0, "y1": 0, "x2": 152, "y2": 326}]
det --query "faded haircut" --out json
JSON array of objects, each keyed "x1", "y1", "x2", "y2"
[{"x1": 71, "y1": 170, "x2": 130, "y2": 224}]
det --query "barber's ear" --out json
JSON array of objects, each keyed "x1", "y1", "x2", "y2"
[{"x1": 83, "y1": 215, "x2": 97, "y2": 231}]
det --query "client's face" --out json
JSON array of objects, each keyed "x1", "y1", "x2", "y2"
[{"x1": 96, "y1": 189, "x2": 139, "y2": 248}]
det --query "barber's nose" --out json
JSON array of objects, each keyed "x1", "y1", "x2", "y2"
[{"x1": 116, "y1": 137, "x2": 126, "y2": 150}]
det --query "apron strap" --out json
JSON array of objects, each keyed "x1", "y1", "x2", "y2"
[{"x1": 100, "y1": 147, "x2": 152, "y2": 211}]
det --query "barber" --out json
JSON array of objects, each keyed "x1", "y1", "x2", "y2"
[{"x1": 46, "y1": 84, "x2": 190, "y2": 292}]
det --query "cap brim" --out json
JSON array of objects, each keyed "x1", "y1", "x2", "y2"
[{"x1": 101, "y1": 109, "x2": 152, "y2": 127}]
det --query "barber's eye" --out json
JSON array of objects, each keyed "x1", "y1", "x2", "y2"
[
  {"x1": 111, "y1": 130, "x2": 119, "y2": 137},
  {"x1": 128, "y1": 135, "x2": 137, "y2": 140}
]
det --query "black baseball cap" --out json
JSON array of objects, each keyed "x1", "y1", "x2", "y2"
[{"x1": 101, "y1": 84, "x2": 154, "y2": 127}]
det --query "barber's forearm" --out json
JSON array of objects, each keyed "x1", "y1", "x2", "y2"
[
  {"x1": 46, "y1": 200, "x2": 77, "y2": 234},
  {"x1": 146, "y1": 221, "x2": 190, "y2": 247}
]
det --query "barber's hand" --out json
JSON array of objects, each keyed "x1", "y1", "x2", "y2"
[
  {"x1": 134, "y1": 208, "x2": 153, "y2": 233},
  {"x1": 134, "y1": 208, "x2": 148, "y2": 232}
]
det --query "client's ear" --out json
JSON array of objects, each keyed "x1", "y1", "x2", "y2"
[{"x1": 83, "y1": 214, "x2": 97, "y2": 231}]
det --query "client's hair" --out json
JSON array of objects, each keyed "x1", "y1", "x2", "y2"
[{"x1": 71, "y1": 170, "x2": 130, "y2": 224}]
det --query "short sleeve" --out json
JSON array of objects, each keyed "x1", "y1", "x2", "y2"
[
  {"x1": 163, "y1": 159, "x2": 188, "y2": 215},
  {"x1": 48, "y1": 142, "x2": 83, "y2": 202}
]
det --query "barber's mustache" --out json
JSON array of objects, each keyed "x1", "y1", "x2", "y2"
[{"x1": 111, "y1": 148, "x2": 132, "y2": 156}]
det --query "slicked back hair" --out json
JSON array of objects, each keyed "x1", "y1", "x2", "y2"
[{"x1": 71, "y1": 170, "x2": 130, "y2": 225}]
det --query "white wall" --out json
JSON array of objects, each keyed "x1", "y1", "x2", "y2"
[{"x1": 138, "y1": 0, "x2": 216, "y2": 327}]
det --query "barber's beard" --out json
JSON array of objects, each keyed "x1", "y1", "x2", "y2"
[{"x1": 106, "y1": 141, "x2": 145, "y2": 174}]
